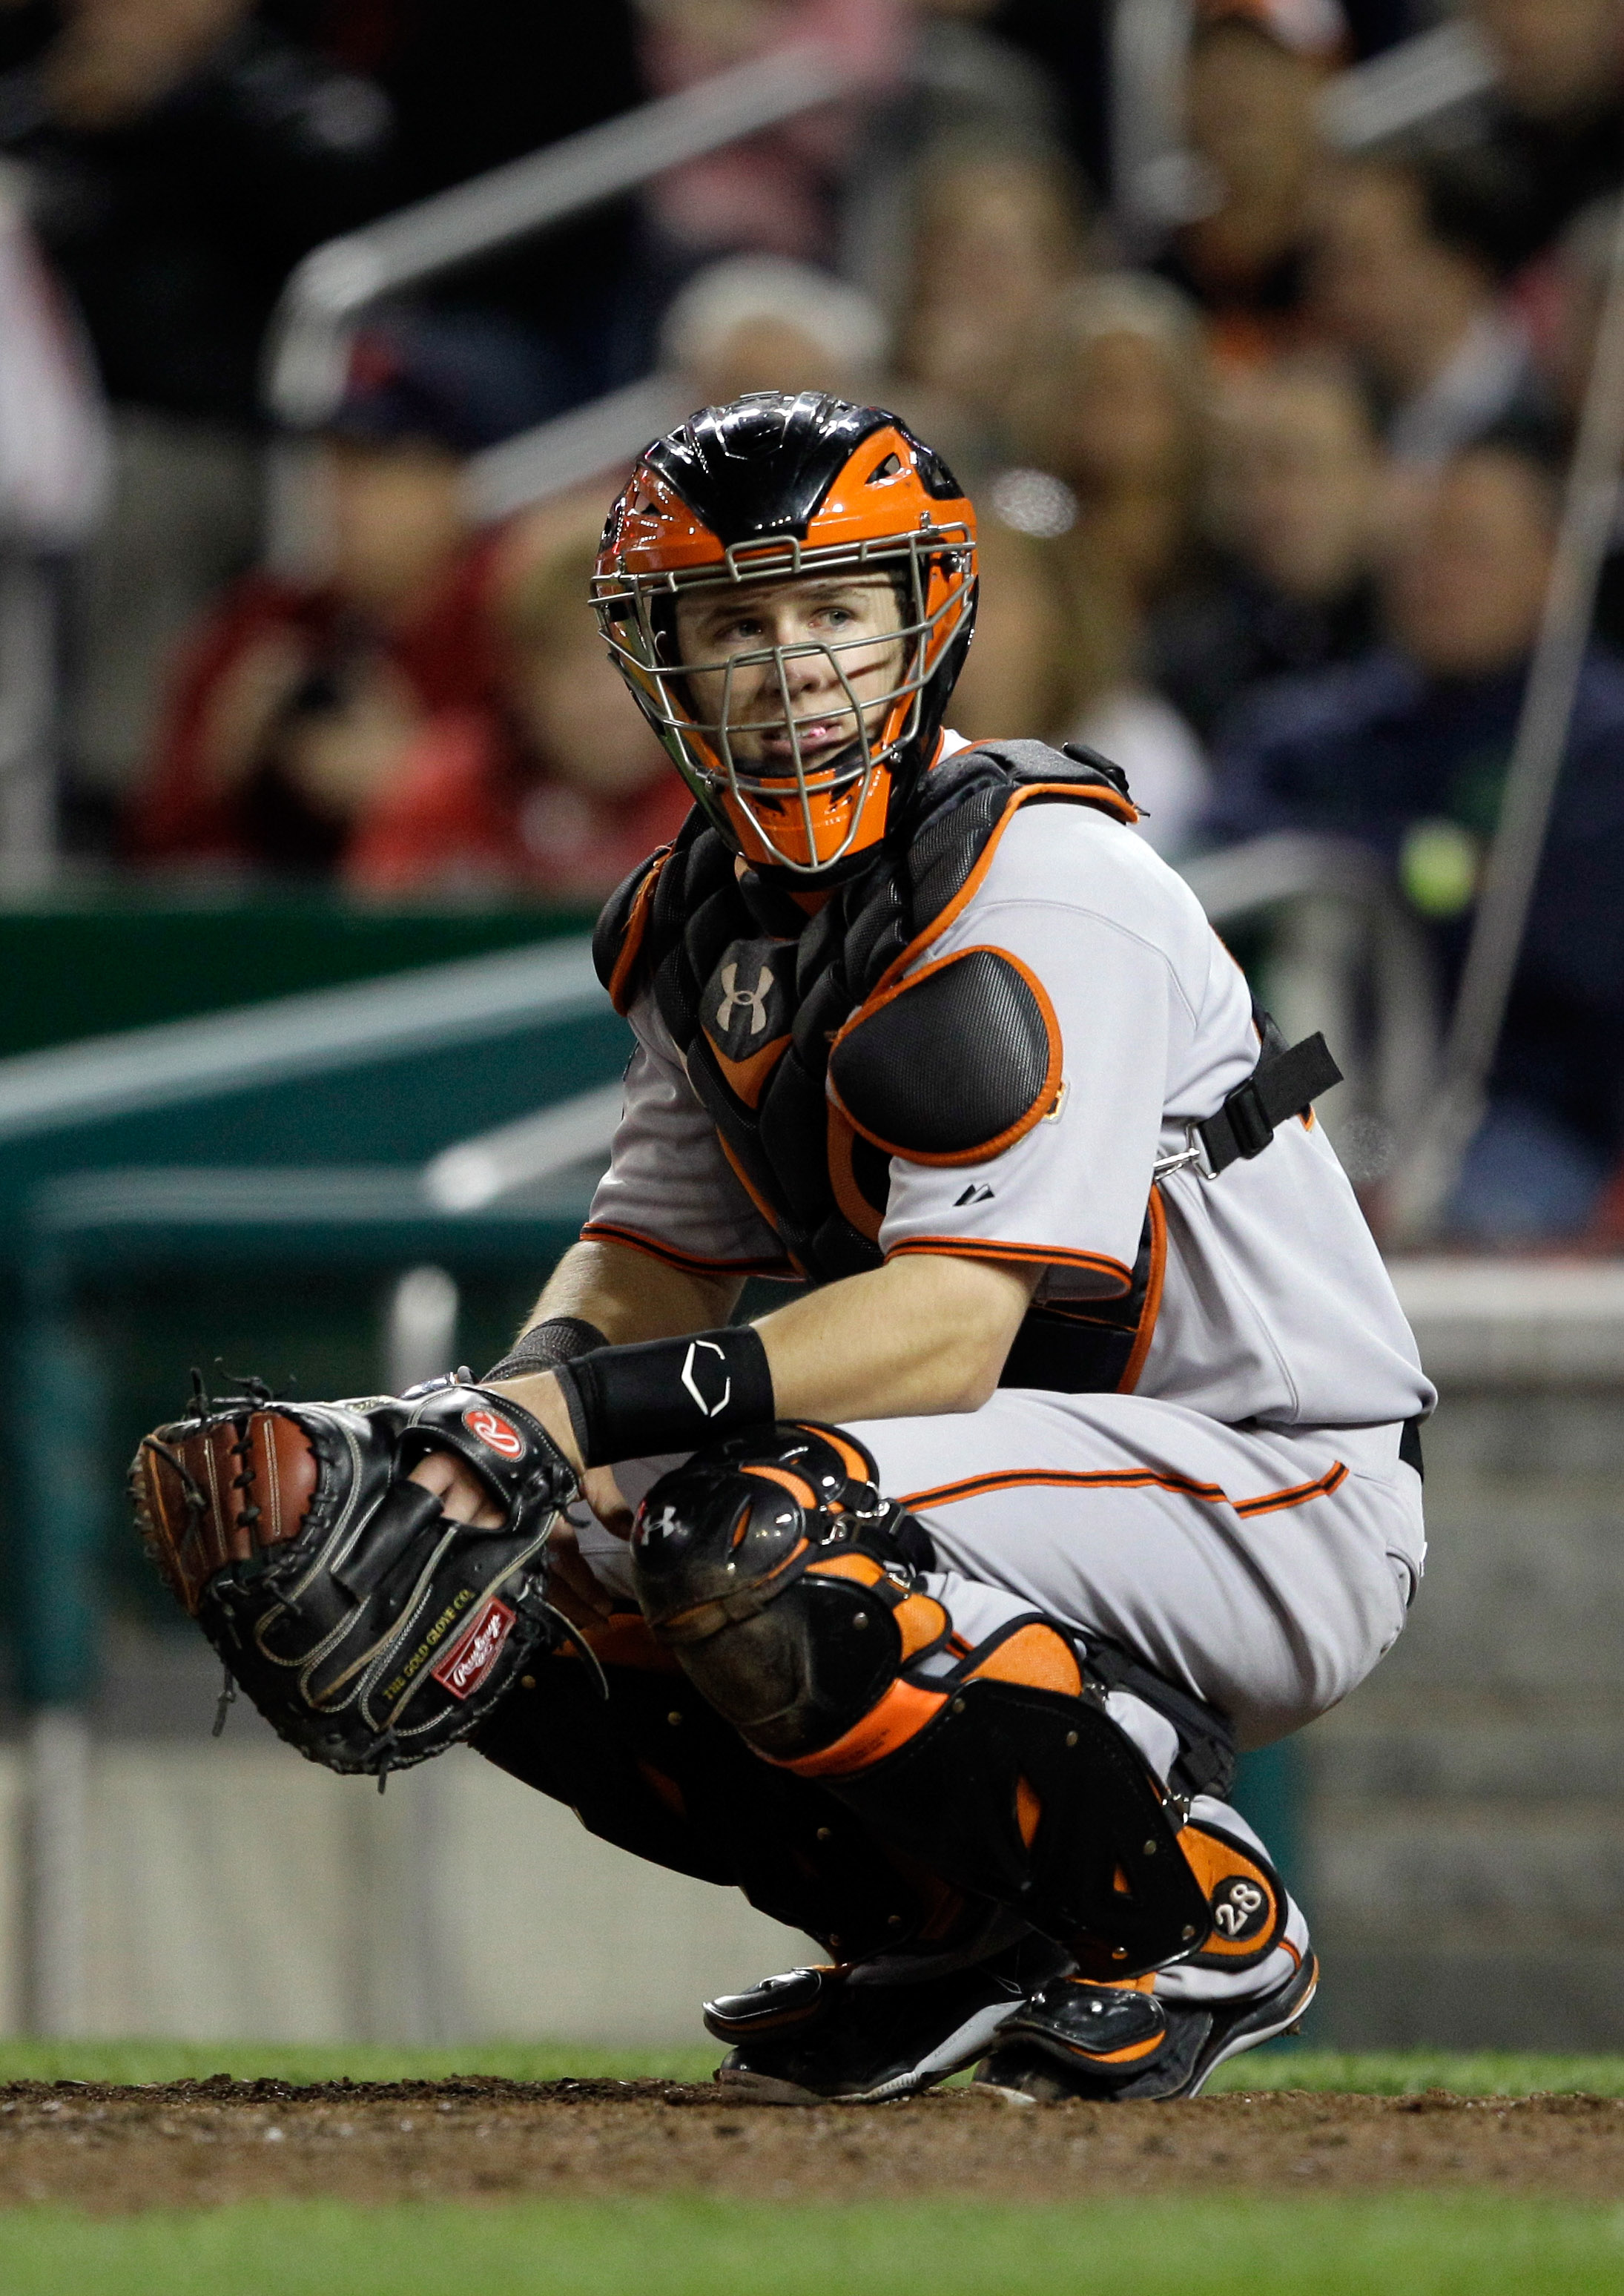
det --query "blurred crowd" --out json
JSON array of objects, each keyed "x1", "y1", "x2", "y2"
[{"x1": 4, "y1": 0, "x2": 1624, "y2": 1239}]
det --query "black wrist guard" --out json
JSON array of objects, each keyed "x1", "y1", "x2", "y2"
[
  {"x1": 483, "y1": 1317, "x2": 607, "y2": 1383},
  {"x1": 553, "y1": 1325, "x2": 775, "y2": 1468}
]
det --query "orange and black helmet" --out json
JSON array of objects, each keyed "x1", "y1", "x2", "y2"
[{"x1": 593, "y1": 391, "x2": 977, "y2": 876}]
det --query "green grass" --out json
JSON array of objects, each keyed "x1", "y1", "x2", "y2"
[
  {"x1": 1204, "y1": 2050, "x2": 1624, "y2": 2097},
  {"x1": 1, "y1": 2039, "x2": 1623, "y2": 2095},
  {"x1": 0, "y1": 2197, "x2": 1620, "y2": 2296}
]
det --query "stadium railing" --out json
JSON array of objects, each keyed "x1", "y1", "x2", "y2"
[
  {"x1": 0, "y1": 554, "x2": 57, "y2": 889},
  {"x1": 0, "y1": 935, "x2": 632, "y2": 2027},
  {"x1": 4, "y1": 14, "x2": 1505, "y2": 885},
  {"x1": 265, "y1": 43, "x2": 866, "y2": 433},
  {"x1": 265, "y1": 23, "x2": 1499, "y2": 528}
]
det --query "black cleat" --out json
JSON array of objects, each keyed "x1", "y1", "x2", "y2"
[
  {"x1": 974, "y1": 1949, "x2": 1318, "y2": 2104},
  {"x1": 705, "y1": 1932, "x2": 1072, "y2": 2105}
]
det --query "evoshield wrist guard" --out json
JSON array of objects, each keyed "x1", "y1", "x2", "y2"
[{"x1": 553, "y1": 1325, "x2": 775, "y2": 1466}]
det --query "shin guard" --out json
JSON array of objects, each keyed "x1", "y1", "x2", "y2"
[{"x1": 633, "y1": 1426, "x2": 1213, "y2": 1976}]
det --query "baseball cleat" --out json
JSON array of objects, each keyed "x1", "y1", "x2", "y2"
[
  {"x1": 705, "y1": 1932, "x2": 1072, "y2": 2104},
  {"x1": 973, "y1": 1947, "x2": 1318, "y2": 2104}
]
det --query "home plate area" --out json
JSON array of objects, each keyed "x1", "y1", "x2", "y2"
[{"x1": 0, "y1": 2080, "x2": 1621, "y2": 2211}]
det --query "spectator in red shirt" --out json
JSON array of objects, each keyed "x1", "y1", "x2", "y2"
[{"x1": 129, "y1": 310, "x2": 547, "y2": 876}]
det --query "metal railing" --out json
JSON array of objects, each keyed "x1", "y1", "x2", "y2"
[
  {"x1": 1184, "y1": 833, "x2": 1441, "y2": 1182},
  {"x1": 465, "y1": 373, "x2": 690, "y2": 527},
  {"x1": 261, "y1": 16, "x2": 1511, "y2": 528},
  {"x1": 1320, "y1": 18, "x2": 1497, "y2": 152},
  {"x1": 0, "y1": 555, "x2": 57, "y2": 885},
  {"x1": 450, "y1": 16, "x2": 1508, "y2": 524},
  {"x1": 264, "y1": 42, "x2": 866, "y2": 435},
  {"x1": 0, "y1": 937, "x2": 601, "y2": 1148}
]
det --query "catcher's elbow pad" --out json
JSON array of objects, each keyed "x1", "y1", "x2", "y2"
[{"x1": 632, "y1": 1425, "x2": 1210, "y2": 1975}]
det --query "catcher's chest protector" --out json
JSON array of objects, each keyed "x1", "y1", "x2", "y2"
[{"x1": 595, "y1": 741, "x2": 1161, "y2": 1395}]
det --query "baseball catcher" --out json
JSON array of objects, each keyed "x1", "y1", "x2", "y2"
[{"x1": 134, "y1": 391, "x2": 1432, "y2": 2103}]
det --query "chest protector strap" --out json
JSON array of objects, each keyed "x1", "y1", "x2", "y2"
[{"x1": 1158, "y1": 1016, "x2": 1343, "y2": 1184}]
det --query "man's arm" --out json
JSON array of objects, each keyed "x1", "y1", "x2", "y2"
[
  {"x1": 411, "y1": 1248, "x2": 1037, "y2": 1538},
  {"x1": 492, "y1": 1248, "x2": 1037, "y2": 1474},
  {"x1": 520, "y1": 1236, "x2": 743, "y2": 1347},
  {"x1": 752, "y1": 1252, "x2": 1039, "y2": 1423}
]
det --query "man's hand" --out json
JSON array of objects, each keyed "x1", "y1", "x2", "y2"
[{"x1": 406, "y1": 1374, "x2": 625, "y2": 1629}]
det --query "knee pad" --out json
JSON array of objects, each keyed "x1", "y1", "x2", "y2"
[
  {"x1": 631, "y1": 1422, "x2": 940, "y2": 1761},
  {"x1": 631, "y1": 1424, "x2": 1212, "y2": 1976}
]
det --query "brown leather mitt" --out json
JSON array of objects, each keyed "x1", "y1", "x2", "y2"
[{"x1": 131, "y1": 1375, "x2": 578, "y2": 1778}]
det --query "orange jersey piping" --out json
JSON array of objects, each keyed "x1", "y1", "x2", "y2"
[
  {"x1": 1118, "y1": 1187, "x2": 1167, "y2": 1395},
  {"x1": 885, "y1": 1236, "x2": 1133, "y2": 1291},
  {"x1": 606, "y1": 846, "x2": 675, "y2": 1015},
  {"x1": 898, "y1": 1458, "x2": 1350, "y2": 1519}
]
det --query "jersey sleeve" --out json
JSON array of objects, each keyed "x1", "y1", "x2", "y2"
[
  {"x1": 874, "y1": 825, "x2": 1191, "y2": 1299},
  {"x1": 583, "y1": 990, "x2": 794, "y2": 1277}
]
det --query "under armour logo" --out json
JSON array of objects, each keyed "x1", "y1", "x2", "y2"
[
  {"x1": 644, "y1": 1504, "x2": 685, "y2": 1542},
  {"x1": 954, "y1": 1184, "x2": 995, "y2": 1206},
  {"x1": 681, "y1": 1339, "x2": 732, "y2": 1417},
  {"x1": 715, "y1": 961, "x2": 775, "y2": 1037}
]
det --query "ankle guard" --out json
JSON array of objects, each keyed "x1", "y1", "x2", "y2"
[{"x1": 631, "y1": 1426, "x2": 1211, "y2": 1976}]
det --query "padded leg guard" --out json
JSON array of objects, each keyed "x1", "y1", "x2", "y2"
[
  {"x1": 802, "y1": 1666, "x2": 1210, "y2": 1977},
  {"x1": 631, "y1": 1425, "x2": 1215, "y2": 1977},
  {"x1": 473, "y1": 1622, "x2": 977, "y2": 1962}
]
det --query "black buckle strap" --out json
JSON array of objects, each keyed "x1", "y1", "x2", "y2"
[
  {"x1": 1399, "y1": 1416, "x2": 1425, "y2": 1480},
  {"x1": 1192, "y1": 1032, "x2": 1344, "y2": 1178},
  {"x1": 1082, "y1": 1635, "x2": 1237, "y2": 1803}
]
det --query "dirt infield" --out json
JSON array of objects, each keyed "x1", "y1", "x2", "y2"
[{"x1": 0, "y1": 2078, "x2": 1621, "y2": 2211}]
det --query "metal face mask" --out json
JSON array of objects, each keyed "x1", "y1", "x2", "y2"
[{"x1": 594, "y1": 392, "x2": 978, "y2": 876}]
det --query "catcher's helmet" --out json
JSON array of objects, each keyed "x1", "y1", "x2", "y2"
[{"x1": 593, "y1": 391, "x2": 977, "y2": 876}]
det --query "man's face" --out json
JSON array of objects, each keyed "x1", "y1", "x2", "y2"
[
  {"x1": 687, "y1": 317, "x2": 856, "y2": 408},
  {"x1": 1215, "y1": 372, "x2": 1379, "y2": 601},
  {"x1": 1185, "y1": 25, "x2": 1318, "y2": 205},
  {"x1": 1385, "y1": 451, "x2": 1557, "y2": 679},
  {"x1": 1311, "y1": 167, "x2": 1436, "y2": 378},
  {"x1": 672, "y1": 573, "x2": 908, "y2": 774},
  {"x1": 322, "y1": 438, "x2": 469, "y2": 622}
]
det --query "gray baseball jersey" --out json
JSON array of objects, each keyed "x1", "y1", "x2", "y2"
[{"x1": 579, "y1": 736, "x2": 1433, "y2": 1746}]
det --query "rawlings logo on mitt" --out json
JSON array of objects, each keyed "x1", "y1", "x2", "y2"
[{"x1": 131, "y1": 1376, "x2": 578, "y2": 1778}]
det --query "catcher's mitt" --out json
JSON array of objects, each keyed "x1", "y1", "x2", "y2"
[{"x1": 130, "y1": 1374, "x2": 578, "y2": 1778}]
